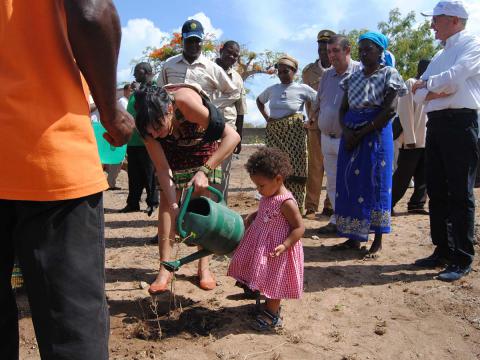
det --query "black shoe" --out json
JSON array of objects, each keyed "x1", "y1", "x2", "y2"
[
  {"x1": 321, "y1": 208, "x2": 334, "y2": 217},
  {"x1": 437, "y1": 264, "x2": 472, "y2": 282},
  {"x1": 107, "y1": 186, "x2": 121, "y2": 191},
  {"x1": 149, "y1": 234, "x2": 158, "y2": 244},
  {"x1": 118, "y1": 205, "x2": 140, "y2": 213},
  {"x1": 414, "y1": 250, "x2": 449, "y2": 268},
  {"x1": 408, "y1": 208, "x2": 429, "y2": 215},
  {"x1": 317, "y1": 223, "x2": 337, "y2": 234},
  {"x1": 146, "y1": 205, "x2": 158, "y2": 217}
]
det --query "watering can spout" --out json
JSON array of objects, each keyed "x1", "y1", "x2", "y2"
[{"x1": 161, "y1": 249, "x2": 212, "y2": 272}]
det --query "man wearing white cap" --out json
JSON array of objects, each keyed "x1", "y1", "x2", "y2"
[{"x1": 412, "y1": 1, "x2": 480, "y2": 281}]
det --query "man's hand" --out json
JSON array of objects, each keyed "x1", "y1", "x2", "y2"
[
  {"x1": 425, "y1": 92, "x2": 450, "y2": 101},
  {"x1": 102, "y1": 105, "x2": 135, "y2": 146},
  {"x1": 412, "y1": 80, "x2": 426, "y2": 94}
]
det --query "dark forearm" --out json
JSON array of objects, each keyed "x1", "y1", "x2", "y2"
[
  {"x1": 367, "y1": 91, "x2": 398, "y2": 133},
  {"x1": 339, "y1": 93, "x2": 349, "y2": 130},
  {"x1": 64, "y1": 0, "x2": 121, "y2": 121},
  {"x1": 235, "y1": 115, "x2": 244, "y2": 138},
  {"x1": 256, "y1": 98, "x2": 269, "y2": 121}
]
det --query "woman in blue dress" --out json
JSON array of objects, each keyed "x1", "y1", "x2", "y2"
[{"x1": 335, "y1": 32, "x2": 407, "y2": 258}]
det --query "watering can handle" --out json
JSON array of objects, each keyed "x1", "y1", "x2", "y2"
[{"x1": 176, "y1": 185, "x2": 224, "y2": 238}]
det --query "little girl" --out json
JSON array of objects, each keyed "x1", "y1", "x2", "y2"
[{"x1": 228, "y1": 147, "x2": 305, "y2": 331}]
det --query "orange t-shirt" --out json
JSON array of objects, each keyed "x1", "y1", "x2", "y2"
[{"x1": 0, "y1": 1, "x2": 107, "y2": 200}]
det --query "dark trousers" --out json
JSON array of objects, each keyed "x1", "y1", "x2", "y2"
[
  {"x1": 476, "y1": 138, "x2": 480, "y2": 188},
  {"x1": 126, "y1": 146, "x2": 159, "y2": 208},
  {"x1": 0, "y1": 193, "x2": 109, "y2": 360},
  {"x1": 425, "y1": 109, "x2": 478, "y2": 267},
  {"x1": 392, "y1": 148, "x2": 427, "y2": 210}
]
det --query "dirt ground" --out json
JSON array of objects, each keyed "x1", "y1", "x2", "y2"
[{"x1": 18, "y1": 145, "x2": 480, "y2": 360}]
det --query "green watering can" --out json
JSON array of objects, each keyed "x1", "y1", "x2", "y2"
[
  {"x1": 92, "y1": 122, "x2": 127, "y2": 164},
  {"x1": 161, "y1": 186, "x2": 245, "y2": 272}
]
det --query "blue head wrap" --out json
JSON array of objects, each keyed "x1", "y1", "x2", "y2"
[{"x1": 358, "y1": 32, "x2": 394, "y2": 67}]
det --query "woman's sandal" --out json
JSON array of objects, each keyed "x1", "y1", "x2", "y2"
[{"x1": 251, "y1": 309, "x2": 283, "y2": 331}]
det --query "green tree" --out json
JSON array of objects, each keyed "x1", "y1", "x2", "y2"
[{"x1": 378, "y1": 8, "x2": 438, "y2": 79}]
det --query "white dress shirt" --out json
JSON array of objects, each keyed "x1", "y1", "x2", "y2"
[
  {"x1": 158, "y1": 53, "x2": 240, "y2": 110},
  {"x1": 414, "y1": 30, "x2": 480, "y2": 113},
  {"x1": 397, "y1": 78, "x2": 427, "y2": 148}
]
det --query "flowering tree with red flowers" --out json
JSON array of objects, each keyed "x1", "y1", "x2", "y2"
[{"x1": 142, "y1": 32, "x2": 281, "y2": 81}]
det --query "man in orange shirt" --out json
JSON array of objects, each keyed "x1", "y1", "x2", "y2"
[{"x1": 0, "y1": 1, "x2": 134, "y2": 359}]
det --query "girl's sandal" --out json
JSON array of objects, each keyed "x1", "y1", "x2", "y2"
[{"x1": 251, "y1": 310, "x2": 283, "y2": 331}]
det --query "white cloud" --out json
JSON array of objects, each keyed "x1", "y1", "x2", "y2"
[
  {"x1": 117, "y1": 18, "x2": 169, "y2": 82},
  {"x1": 117, "y1": 67, "x2": 133, "y2": 84},
  {"x1": 188, "y1": 12, "x2": 223, "y2": 39}
]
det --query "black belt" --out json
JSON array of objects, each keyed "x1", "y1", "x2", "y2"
[
  {"x1": 322, "y1": 132, "x2": 339, "y2": 139},
  {"x1": 427, "y1": 108, "x2": 477, "y2": 119}
]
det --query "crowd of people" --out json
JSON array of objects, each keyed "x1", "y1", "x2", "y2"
[{"x1": 1, "y1": 0, "x2": 479, "y2": 358}]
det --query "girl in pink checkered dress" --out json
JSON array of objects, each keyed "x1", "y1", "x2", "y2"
[{"x1": 228, "y1": 147, "x2": 305, "y2": 330}]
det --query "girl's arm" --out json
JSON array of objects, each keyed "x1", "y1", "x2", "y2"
[
  {"x1": 270, "y1": 199, "x2": 305, "y2": 257},
  {"x1": 143, "y1": 136, "x2": 178, "y2": 211}
]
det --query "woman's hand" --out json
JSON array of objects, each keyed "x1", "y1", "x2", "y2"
[
  {"x1": 270, "y1": 244, "x2": 287, "y2": 257},
  {"x1": 188, "y1": 170, "x2": 209, "y2": 194},
  {"x1": 343, "y1": 128, "x2": 358, "y2": 151}
]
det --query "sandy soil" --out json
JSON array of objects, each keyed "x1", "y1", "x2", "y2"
[{"x1": 18, "y1": 145, "x2": 480, "y2": 360}]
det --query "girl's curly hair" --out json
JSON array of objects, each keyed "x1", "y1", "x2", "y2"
[{"x1": 245, "y1": 147, "x2": 292, "y2": 179}]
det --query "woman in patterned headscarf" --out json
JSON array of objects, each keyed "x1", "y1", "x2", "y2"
[
  {"x1": 256, "y1": 54, "x2": 317, "y2": 213},
  {"x1": 334, "y1": 32, "x2": 407, "y2": 258}
]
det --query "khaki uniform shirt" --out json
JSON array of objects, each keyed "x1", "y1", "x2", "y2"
[
  {"x1": 158, "y1": 53, "x2": 240, "y2": 110},
  {"x1": 212, "y1": 66, "x2": 247, "y2": 130},
  {"x1": 302, "y1": 60, "x2": 327, "y2": 129}
]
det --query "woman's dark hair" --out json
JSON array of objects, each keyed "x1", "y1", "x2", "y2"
[
  {"x1": 245, "y1": 147, "x2": 292, "y2": 179},
  {"x1": 134, "y1": 85, "x2": 171, "y2": 138}
]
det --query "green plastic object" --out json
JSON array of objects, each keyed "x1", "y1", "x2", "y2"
[
  {"x1": 92, "y1": 122, "x2": 127, "y2": 164},
  {"x1": 161, "y1": 186, "x2": 245, "y2": 272}
]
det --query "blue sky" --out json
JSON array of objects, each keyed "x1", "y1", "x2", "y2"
[{"x1": 113, "y1": 0, "x2": 480, "y2": 125}]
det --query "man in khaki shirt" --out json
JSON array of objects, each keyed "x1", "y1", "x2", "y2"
[
  {"x1": 302, "y1": 29, "x2": 335, "y2": 218},
  {"x1": 214, "y1": 40, "x2": 248, "y2": 203},
  {"x1": 158, "y1": 20, "x2": 239, "y2": 111}
]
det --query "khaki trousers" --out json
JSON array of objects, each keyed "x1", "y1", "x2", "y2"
[{"x1": 305, "y1": 128, "x2": 331, "y2": 212}]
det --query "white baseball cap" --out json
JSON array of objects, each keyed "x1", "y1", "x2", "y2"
[{"x1": 421, "y1": 1, "x2": 469, "y2": 19}]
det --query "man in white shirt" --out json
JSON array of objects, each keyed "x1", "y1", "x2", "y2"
[
  {"x1": 391, "y1": 60, "x2": 430, "y2": 215},
  {"x1": 316, "y1": 35, "x2": 361, "y2": 234},
  {"x1": 412, "y1": 0, "x2": 479, "y2": 281},
  {"x1": 158, "y1": 19, "x2": 239, "y2": 111}
]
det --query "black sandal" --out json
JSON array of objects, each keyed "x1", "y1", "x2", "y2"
[{"x1": 251, "y1": 309, "x2": 283, "y2": 331}]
